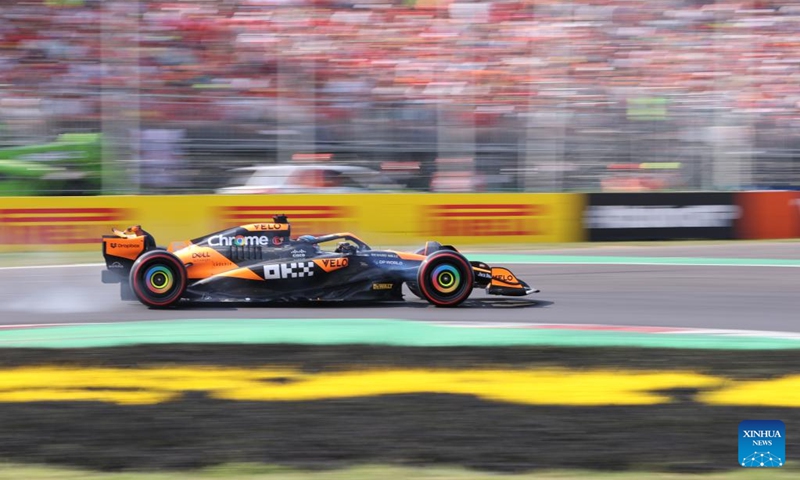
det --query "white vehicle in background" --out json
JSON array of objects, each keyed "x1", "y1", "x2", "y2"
[{"x1": 215, "y1": 164, "x2": 403, "y2": 194}]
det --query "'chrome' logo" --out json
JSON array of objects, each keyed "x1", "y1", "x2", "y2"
[{"x1": 208, "y1": 235, "x2": 270, "y2": 247}]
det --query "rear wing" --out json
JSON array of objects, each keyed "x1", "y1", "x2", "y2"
[{"x1": 101, "y1": 225, "x2": 157, "y2": 284}]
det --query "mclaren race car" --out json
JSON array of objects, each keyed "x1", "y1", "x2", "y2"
[{"x1": 101, "y1": 215, "x2": 538, "y2": 308}]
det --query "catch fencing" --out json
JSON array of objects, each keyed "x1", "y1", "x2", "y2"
[{"x1": 3, "y1": 89, "x2": 800, "y2": 194}]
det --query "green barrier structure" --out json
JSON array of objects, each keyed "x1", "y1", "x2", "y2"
[{"x1": 0, "y1": 133, "x2": 102, "y2": 196}]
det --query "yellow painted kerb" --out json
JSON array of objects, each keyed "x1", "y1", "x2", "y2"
[{"x1": 0, "y1": 366, "x2": 788, "y2": 407}]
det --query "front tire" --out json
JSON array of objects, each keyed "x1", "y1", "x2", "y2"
[
  {"x1": 416, "y1": 251, "x2": 474, "y2": 307},
  {"x1": 129, "y1": 251, "x2": 187, "y2": 308}
]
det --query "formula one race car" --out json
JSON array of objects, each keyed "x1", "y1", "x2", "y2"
[{"x1": 101, "y1": 215, "x2": 538, "y2": 308}]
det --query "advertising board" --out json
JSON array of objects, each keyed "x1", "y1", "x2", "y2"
[
  {"x1": 0, "y1": 193, "x2": 585, "y2": 252},
  {"x1": 735, "y1": 191, "x2": 800, "y2": 240},
  {"x1": 584, "y1": 193, "x2": 738, "y2": 241}
]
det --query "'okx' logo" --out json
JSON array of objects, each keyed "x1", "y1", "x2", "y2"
[{"x1": 739, "y1": 420, "x2": 785, "y2": 467}]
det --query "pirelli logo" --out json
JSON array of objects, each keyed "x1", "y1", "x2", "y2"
[
  {"x1": 217, "y1": 206, "x2": 351, "y2": 236},
  {"x1": 0, "y1": 208, "x2": 132, "y2": 245},
  {"x1": 424, "y1": 204, "x2": 546, "y2": 237}
]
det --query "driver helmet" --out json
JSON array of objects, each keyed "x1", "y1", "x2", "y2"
[{"x1": 297, "y1": 235, "x2": 320, "y2": 252}]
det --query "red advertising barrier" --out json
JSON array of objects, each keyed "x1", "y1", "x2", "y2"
[{"x1": 735, "y1": 191, "x2": 800, "y2": 239}]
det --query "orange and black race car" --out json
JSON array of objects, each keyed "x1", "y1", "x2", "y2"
[{"x1": 101, "y1": 215, "x2": 538, "y2": 308}]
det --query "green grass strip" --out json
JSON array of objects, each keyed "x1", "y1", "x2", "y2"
[{"x1": 0, "y1": 319, "x2": 798, "y2": 349}]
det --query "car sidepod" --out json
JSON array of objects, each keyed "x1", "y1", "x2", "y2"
[{"x1": 182, "y1": 252, "x2": 411, "y2": 303}]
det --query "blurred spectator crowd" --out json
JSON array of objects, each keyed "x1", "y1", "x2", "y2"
[{"x1": 1, "y1": 0, "x2": 800, "y2": 192}]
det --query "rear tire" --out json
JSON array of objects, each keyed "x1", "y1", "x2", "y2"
[
  {"x1": 129, "y1": 251, "x2": 187, "y2": 308},
  {"x1": 416, "y1": 251, "x2": 474, "y2": 307}
]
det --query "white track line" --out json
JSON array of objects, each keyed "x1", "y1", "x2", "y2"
[
  {"x1": 0, "y1": 262, "x2": 104, "y2": 271},
  {"x1": 0, "y1": 322, "x2": 113, "y2": 329},
  {"x1": 433, "y1": 321, "x2": 800, "y2": 340}
]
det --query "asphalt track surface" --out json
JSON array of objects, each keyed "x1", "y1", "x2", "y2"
[{"x1": 1, "y1": 243, "x2": 799, "y2": 332}]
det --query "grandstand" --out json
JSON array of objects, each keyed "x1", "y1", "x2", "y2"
[{"x1": 1, "y1": 0, "x2": 799, "y2": 192}]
